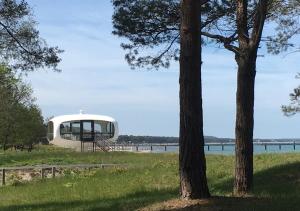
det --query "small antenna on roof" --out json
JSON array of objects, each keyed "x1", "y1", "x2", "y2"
[{"x1": 79, "y1": 109, "x2": 85, "y2": 114}]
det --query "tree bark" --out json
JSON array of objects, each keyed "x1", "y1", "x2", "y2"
[
  {"x1": 233, "y1": 0, "x2": 268, "y2": 196},
  {"x1": 234, "y1": 53, "x2": 256, "y2": 195},
  {"x1": 179, "y1": 0, "x2": 210, "y2": 199}
]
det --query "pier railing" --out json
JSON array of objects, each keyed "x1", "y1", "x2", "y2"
[{"x1": 107, "y1": 141, "x2": 300, "y2": 152}]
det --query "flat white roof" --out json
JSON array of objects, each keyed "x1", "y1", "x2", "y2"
[{"x1": 50, "y1": 114, "x2": 116, "y2": 123}]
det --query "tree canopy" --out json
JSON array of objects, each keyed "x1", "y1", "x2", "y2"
[
  {"x1": 112, "y1": 0, "x2": 300, "y2": 69},
  {"x1": 0, "y1": 65, "x2": 46, "y2": 150},
  {"x1": 282, "y1": 73, "x2": 300, "y2": 116},
  {"x1": 0, "y1": 0, "x2": 63, "y2": 72}
]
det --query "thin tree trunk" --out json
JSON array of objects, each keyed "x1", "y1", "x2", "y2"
[
  {"x1": 179, "y1": 0, "x2": 210, "y2": 199},
  {"x1": 3, "y1": 134, "x2": 8, "y2": 151},
  {"x1": 234, "y1": 54, "x2": 256, "y2": 195}
]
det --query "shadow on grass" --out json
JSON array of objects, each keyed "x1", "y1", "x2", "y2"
[
  {"x1": 214, "y1": 161, "x2": 300, "y2": 195},
  {"x1": 0, "y1": 188, "x2": 177, "y2": 211},
  {"x1": 206, "y1": 161, "x2": 300, "y2": 211},
  {"x1": 253, "y1": 161, "x2": 300, "y2": 196}
]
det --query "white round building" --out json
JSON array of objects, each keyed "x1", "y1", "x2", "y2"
[{"x1": 47, "y1": 112, "x2": 119, "y2": 152}]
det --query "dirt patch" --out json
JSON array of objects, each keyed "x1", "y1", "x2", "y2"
[
  {"x1": 138, "y1": 196, "x2": 272, "y2": 211},
  {"x1": 139, "y1": 198, "x2": 221, "y2": 211}
]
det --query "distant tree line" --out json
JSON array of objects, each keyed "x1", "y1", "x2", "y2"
[
  {"x1": 117, "y1": 135, "x2": 300, "y2": 144},
  {"x1": 117, "y1": 135, "x2": 178, "y2": 144},
  {"x1": 116, "y1": 135, "x2": 234, "y2": 144}
]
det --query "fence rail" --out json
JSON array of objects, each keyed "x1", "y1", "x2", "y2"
[{"x1": 1, "y1": 163, "x2": 126, "y2": 186}]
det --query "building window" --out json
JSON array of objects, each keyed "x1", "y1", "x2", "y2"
[
  {"x1": 94, "y1": 120, "x2": 115, "y2": 139},
  {"x1": 60, "y1": 121, "x2": 80, "y2": 141}
]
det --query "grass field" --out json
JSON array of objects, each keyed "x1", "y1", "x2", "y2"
[{"x1": 0, "y1": 146, "x2": 299, "y2": 210}]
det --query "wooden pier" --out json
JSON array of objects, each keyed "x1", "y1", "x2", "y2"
[{"x1": 107, "y1": 141, "x2": 300, "y2": 152}]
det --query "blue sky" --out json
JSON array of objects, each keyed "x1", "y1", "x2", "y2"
[{"x1": 26, "y1": 0, "x2": 300, "y2": 138}]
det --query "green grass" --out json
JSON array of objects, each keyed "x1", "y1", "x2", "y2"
[{"x1": 0, "y1": 145, "x2": 299, "y2": 210}]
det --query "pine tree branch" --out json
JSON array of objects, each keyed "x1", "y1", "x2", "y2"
[
  {"x1": 201, "y1": 9, "x2": 230, "y2": 29},
  {"x1": 201, "y1": 31, "x2": 240, "y2": 54},
  {"x1": 0, "y1": 21, "x2": 33, "y2": 56},
  {"x1": 153, "y1": 34, "x2": 180, "y2": 64},
  {"x1": 201, "y1": 0, "x2": 209, "y2": 5}
]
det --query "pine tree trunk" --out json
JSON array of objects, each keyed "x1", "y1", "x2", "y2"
[
  {"x1": 179, "y1": 0, "x2": 210, "y2": 199},
  {"x1": 234, "y1": 54, "x2": 256, "y2": 195}
]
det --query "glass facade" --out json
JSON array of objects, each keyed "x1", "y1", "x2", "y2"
[{"x1": 59, "y1": 120, "x2": 115, "y2": 142}]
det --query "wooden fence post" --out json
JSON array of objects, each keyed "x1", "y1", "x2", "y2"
[
  {"x1": 2, "y1": 169, "x2": 5, "y2": 186},
  {"x1": 41, "y1": 168, "x2": 45, "y2": 179},
  {"x1": 52, "y1": 167, "x2": 56, "y2": 178}
]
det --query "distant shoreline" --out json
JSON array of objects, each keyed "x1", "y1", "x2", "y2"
[{"x1": 117, "y1": 135, "x2": 300, "y2": 144}]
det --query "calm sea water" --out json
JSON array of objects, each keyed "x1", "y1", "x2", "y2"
[{"x1": 135, "y1": 144, "x2": 300, "y2": 154}]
